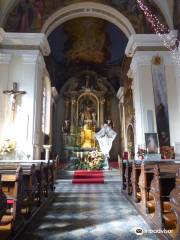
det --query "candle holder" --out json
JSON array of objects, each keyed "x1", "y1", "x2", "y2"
[{"x1": 43, "y1": 145, "x2": 52, "y2": 160}]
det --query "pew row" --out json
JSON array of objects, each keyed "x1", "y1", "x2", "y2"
[
  {"x1": 121, "y1": 159, "x2": 180, "y2": 240},
  {"x1": 0, "y1": 159, "x2": 56, "y2": 240}
]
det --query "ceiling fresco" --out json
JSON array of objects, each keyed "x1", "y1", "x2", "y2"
[
  {"x1": 64, "y1": 18, "x2": 110, "y2": 64},
  {"x1": 5, "y1": 0, "x2": 167, "y2": 34},
  {"x1": 46, "y1": 18, "x2": 127, "y2": 91}
]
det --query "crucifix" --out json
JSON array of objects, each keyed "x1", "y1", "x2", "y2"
[{"x1": 3, "y1": 82, "x2": 26, "y2": 121}]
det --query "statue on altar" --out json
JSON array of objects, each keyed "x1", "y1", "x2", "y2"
[
  {"x1": 95, "y1": 123, "x2": 117, "y2": 169},
  {"x1": 80, "y1": 124, "x2": 96, "y2": 149},
  {"x1": 79, "y1": 97, "x2": 97, "y2": 127}
]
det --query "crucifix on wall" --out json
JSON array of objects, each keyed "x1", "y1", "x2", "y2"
[{"x1": 3, "y1": 82, "x2": 26, "y2": 121}]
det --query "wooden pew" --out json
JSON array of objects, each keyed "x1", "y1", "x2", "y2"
[
  {"x1": 0, "y1": 159, "x2": 56, "y2": 202},
  {"x1": 124, "y1": 160, "x2": 133, "y2": 195},
  {"x1": 148, "y1": 164, "x2": 176, "y2": 231},
  {"x1": 0, "y1": 160, "x2": 56, "y2": 240},
  {"x1": 121, "y1": 159, "x2": 126, "y2": 191},
  {"x1": 0, "y1": 183, "x2": 7, "y2": 222},
  {"x1": 134, "y1": 160, "x2": 179, "y2": 214},
  {"x1": 29, "y1": 160, "x2": 55, "y2": 196},
  {"x1": 122, "y1": 159, "x2": 180, "y2": 239},
  {"x1": 130, "y1": 160, "x2": 141, "y2": 202},
  {"x1": 0, "y1": 166, "x2": 23, "y2": 239},
  {"x1": 169, "y1": 168, "x2": 180, "y2": 239}
]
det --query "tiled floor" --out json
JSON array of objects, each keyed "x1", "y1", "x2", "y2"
[{"x1": 19, "y1": 169, "x2": 157, "y2": 240}]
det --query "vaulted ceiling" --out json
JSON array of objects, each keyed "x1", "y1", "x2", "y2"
[
  {"x1": 0, "y1": 0, "x2": 176, "y2": 29},
  {"x1": 0, "y1": 0, "x2": 177, "y2": 31}
]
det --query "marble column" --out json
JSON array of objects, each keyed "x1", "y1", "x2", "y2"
[
  {"x1": 117, "y1": 87, "x2": 126, "y2": 151},
  {"x1": 100, "y1": 98, "x2": 105, "y2": 127}
]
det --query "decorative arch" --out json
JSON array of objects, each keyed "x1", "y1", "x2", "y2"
[{"x1": 42, "y1": 2, "x2": 136, "y2": 38}]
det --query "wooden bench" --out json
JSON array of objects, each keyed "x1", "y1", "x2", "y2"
[
  {"x1": 124, "y1": 160, "x2": 133, "y2": 195},
  {"x1": 0, "y1": 166, "x2": 23, "y2": 239},
  {"x1": 170, "y1": 168, "x2": 180, "y2": 239},
  {"x1": 147, "y1": 164, "x2": 177, "y2": 231},
  {"x1": 0, "y1": 182, "x2": 7, "y2": 222}
]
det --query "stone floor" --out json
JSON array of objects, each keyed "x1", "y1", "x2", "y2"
[{"x1": 19, "y1": 169, "x2": 158, "y2": 240}]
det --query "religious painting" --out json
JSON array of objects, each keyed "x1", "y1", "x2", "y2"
[
  {"x1": 151, "y1": 56, "x2": 170, "y2": 147},
  {"x1": 145, "y1": 133, "x2": 159, "y2": 154},
  {"x1": 78, "y1": 95, "x2": 98, "y2": 127},
  {"x1": 5, "y1": 0, "x2": 44, "y2": 32}
]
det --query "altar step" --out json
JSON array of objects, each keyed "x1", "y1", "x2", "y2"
[{"x1": 72, "y1": 170, "x2": 104, "y2": 184}]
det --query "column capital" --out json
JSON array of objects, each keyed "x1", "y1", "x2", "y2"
[
  {"x1": 100, "y1": 98, "x2": 105, "y2": 104},
  {"x1": 125, "y1": 34, "x2": 167, "y2": 57},
  {"x1": 1, "y1": 32, "x2": 50, "y2": 56}
]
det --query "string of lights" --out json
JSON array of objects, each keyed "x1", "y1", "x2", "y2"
[{"x1": 136, "y1": 0, "x2": 180, "y2": 65}]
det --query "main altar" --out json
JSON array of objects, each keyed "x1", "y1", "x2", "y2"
[{"x1": 61, "y1": 70, "x2": 113, "y2": 160}]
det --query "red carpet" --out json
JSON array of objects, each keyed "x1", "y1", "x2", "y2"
[
  {"x1": 72, "y1": 170, "x2": 104, "y2": 184},
  {"x1": 109, "y1": 161, "x2": 119, "y2": 169}
]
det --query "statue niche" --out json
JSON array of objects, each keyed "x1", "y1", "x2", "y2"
[{"x1": 78, "y1": 95, "x2": 97, "y2": 127}]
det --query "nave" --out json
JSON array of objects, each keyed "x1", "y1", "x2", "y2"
[{"x1": 19, "y1": 169, "x2": 157, "y2": 240}]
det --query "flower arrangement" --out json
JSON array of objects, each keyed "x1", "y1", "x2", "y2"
[
  {"x1": 160, "y1": 146, "x2": 175, "y2": 159},
  {"x1": 0, "y1": 139, "x2": 16, "y2": 157},
  {"x1": 74, "y1": 150, "x2": 104, "y2": 170},
  {"x1": 137, "y1": 147, "x2": 147, "y2": 160}
]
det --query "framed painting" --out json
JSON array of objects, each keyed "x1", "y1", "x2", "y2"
[{"x1": 145, "y1": 133, "x2": 159, "y2": 154}]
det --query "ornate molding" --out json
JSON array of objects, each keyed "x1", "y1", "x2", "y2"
[{"x1": 125, "y1": 34, "x2": 168, "y2": 57}]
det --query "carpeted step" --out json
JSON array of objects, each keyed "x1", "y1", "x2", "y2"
[{"x1": 72, "y1": 170, "x2": 104, "y2": 184}]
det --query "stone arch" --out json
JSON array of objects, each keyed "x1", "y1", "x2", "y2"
[{"x1": 42, "y1": 2, "x2": 136, "y2": 38}]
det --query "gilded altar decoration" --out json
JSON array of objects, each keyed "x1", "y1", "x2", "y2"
[{"x1": 80, "y1": 124, "x2": 96, "y2": 149}]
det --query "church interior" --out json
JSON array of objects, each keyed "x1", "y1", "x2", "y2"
[{"x1": 0, "y1": 0, "x2": 180, "y2": 239}]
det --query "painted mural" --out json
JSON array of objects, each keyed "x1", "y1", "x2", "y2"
[{"x1": 5, "y1": 0, "x2": 167, "y2": 33}]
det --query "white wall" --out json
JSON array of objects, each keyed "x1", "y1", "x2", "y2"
[{"x1": 0, "y1": 33, "x2": 50, "y2": 159}]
